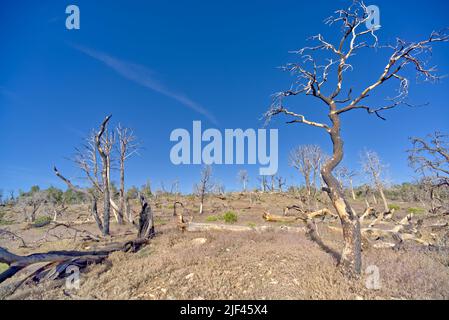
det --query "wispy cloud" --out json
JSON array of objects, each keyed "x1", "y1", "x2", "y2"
[{"x1": 70, "y1": 44, "x2": 218, "y2": 125}]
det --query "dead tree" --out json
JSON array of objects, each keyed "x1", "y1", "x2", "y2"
[
  {"x1": 194, "y1": 165, "x2": 213, "y2": 214},
  {"x1": 55, "y1": 115, "x2": 117, "y2": 236},
  {"x1": 54, "y1": 167, "x2": 103, "y2": 231},
  {"x1": 289, "y1": 145, "x2": 325, "y2": 207},
  {"x1": 276, "y1": 176, "x2": 287, "y2": 192},
  {"x1": 361, "y1": 149, "x2": 390, "y2": 213},
  {"x1": 348, "y1": 170, "x2": 358, "y2": 201},
  {"x1": 409, "y1": 132, "x2": 449, "y2": 213},
  {"x1": 264, "y1": 1, "x2": 448, "y2": 274},
  {"x1": 116, "y1": 124, "x2": 139, "y2": 224},
  {"x1": 95, "y1": 115, "x2": 113, "y2": 235},
  {"x1": 335, "y1": 166, "x2": 358, "y2": 200},
  {"x1": 17, "y1": 192, "x2": 46, "y2": 223},
  {"x1": 258, "y1": 176, "x2": 269, "y2": 192},
  {"x1": 237, "y1": 170, "x2": 249, "y2": 192},
  {"x1": 73, "y1": 129, "x2": 120, "y2": 223}
]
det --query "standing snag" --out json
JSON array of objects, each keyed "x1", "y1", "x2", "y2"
[
  {"x1": 361, "y1": 149, "x2": 390, "y2": 213},
  {"x1": 117, "y1": 124, "x2": 140, "y2": 224},
  {"x1": 289, "y1": 145, "x2": 326, "y2": 208},
  {"x1": 194, "y1": 165, "x2": 213, "y2": 214},
  {"x1": 265, "y1": 1, "x2": 448, "y2": 274},
  {"x1": 237, "y1": 170, "x2": 249, "y2": 192},
  {"x1": 408, "y1": 132, "x2": 449, "y2": 214}
]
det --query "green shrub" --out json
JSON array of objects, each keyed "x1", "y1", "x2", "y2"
[
  {"x1": 247, "y1": 222, "x2": 256, "y2": 228},
  {"x1": 223, "y1": 211, "x2": 238, "y2": 224},
  {"x1": 0, "y1": 263, "x2": 8, "y2": 273},
  {"x1": 407, "y1": 207, "x2": 425, "y2": 215},
  {"x1": 206, "y1": 215, "x2": 220, "y2": 222},
  {"x1": 388, "y1": 204, "x2": 401, "y2": 211},
  {"x1": 32, "y1": 216, "x2": 52, "y2": 228}
]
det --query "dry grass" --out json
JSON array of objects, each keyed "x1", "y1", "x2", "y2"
[{"x1": 1, "y1": 192, "x2": 449, "y2": 300}]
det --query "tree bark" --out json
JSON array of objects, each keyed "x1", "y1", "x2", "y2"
[
  {"x1": 95, "y1": 115, "x2": 112, "y2": 236},
  {"x1": 118, "y1": 156, "x2": 125, "y2": 224},
  {"x1": 321, "y1": 110, "x2": 361, "y2": 275}
]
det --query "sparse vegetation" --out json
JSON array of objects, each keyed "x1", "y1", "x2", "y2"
[
  {"x1": 206, "y1": 215, "x2": 220, "y2": 222},
  {"x1": 388, "y1": 204, "x2": 401, "y2": 211},
  {"x1": 407, "y1": 207, "x2": 426, "y2": 215},
  {"x1": 223, "y1": 211, "x2": 238, "y2": 224}
]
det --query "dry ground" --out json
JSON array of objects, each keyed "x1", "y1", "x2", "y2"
[{"x1": 1, "y1": 192, "x2": 448, "y2": 300}]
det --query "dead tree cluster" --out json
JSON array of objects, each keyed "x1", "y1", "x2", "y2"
[
  {"x1": 264, "y1": 0, "x2": 448, "y2": 274},
  {"x1": 409, "y1": 132, "x2": 449, "y2": 214},
  {"x1": 54, "y1": 115, "x2": 139, "y2": 236},
  {"x1": 360, "y1": 149, "x2": 390, "y2": 213},
  {"x1": 289, "y1": 145, "x2": 326, "y2": 209}
]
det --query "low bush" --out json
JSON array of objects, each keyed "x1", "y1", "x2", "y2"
[
  {"x1": 407, "y1": 207, "x2": 425, "y2": 214},
  {"x1": 223, "y1": 211, "x2": 238, "y2": 224}
]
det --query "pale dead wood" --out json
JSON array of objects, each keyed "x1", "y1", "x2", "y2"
[{"x1": 181, "y1": 221, "x2": 305, "y2": 234}]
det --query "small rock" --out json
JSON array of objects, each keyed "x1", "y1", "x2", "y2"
[{"x1": 185, "y1": 273, "x2": 195, "y2": 280}]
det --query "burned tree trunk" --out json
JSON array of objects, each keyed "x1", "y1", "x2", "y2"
[
  {"x1": 95, "y1": 115, "x2": 112, "y2": 236},
  {"x1": 321, "y1": 112, "x2": 361, "y2": 275},
  {"x1": 137, "y1": 194, "x2": 154, "y2": 240}
]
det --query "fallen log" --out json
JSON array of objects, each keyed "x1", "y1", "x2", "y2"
[
  {"x1": 263, "y1": 208, "x2": 335, "y2": 223},
  {"x1": 182, "y1": 222, "x2": 305, "y2": 233},
  {"x1": 0, "y1": 194, "x2": 154, "y2": 288}
]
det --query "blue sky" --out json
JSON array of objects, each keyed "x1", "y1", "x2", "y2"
[{"x1": 1, "y1": 0, "x2": 449, "y2": 194}]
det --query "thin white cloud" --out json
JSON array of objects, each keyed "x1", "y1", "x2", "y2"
[{"x1": 70, "y1": 44, "x2": 218, "y2": 125}]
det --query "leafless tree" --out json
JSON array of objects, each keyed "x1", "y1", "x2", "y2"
[
  {"x1": 116, "y1": 124, "x2": 139, "y2": 224},
  {"x1": 258, "y1": 176, "x2": 269, "y2": 192},
  {"x1": 409, "y1": 132, "x2": 449, "y2": 213},
  {"x1": 18, "y1": 192, "x2": 46, "y2": 223},
  {"x1": 289, "y1": 145, "x2": 325, "y2": 198},
  {"x1": 194, "y1": 165, "x2": 213, "y2": 214},
  {"x1": 264, "y1": 1, "x2": 448, "y2": 274},
  {"x1": 95, "y1": 115, "x2": 113, "y2": 235},
  {"x1": 237, "y1": 170, "x2": 249, "y2": 192},
  {"x1": 409, "y1": 132, "x2": 449, "y2": 185},
  {"x1": 361, "y1": 149, "x2": 389, "y2": 213},
  {"x1": 55, "y1": 115, "x2": 117, "y2": 236},
  {"x1": 276, "y1": 176, "x2": 287, "y2": 192},
  {"x1": 334, "y1": 166, "x2": 358, "y2": 200}
]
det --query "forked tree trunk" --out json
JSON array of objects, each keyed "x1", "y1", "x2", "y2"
[
  {"x1": 321, "y1": 111, "x2": 361, "y2": 275},
  {"x1": 96, "y1": 116, "x2": 112, "y2": 236},
  {"x1": 378, "y1": 185, "x2": 389, "y2": 212}
]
